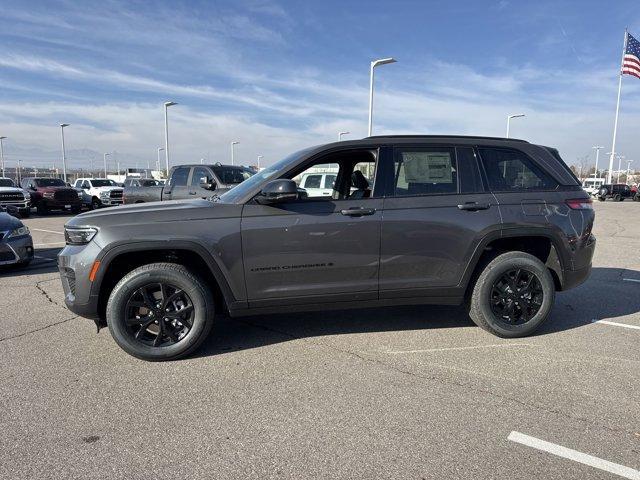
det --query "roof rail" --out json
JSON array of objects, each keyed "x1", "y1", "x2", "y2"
[{"x1": 366, "y1": 135, "x2": 529, "y2": 143}]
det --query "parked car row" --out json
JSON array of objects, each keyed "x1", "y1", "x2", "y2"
[{"x1": 595, "y1": 183, "x2": 639, "y2": 201}]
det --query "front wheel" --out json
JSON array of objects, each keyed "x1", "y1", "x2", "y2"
[
  {"x1": 90, "y1": 197, "x2": 101, "y2": 210},
  {"x1": 468, "y1": 252, "x2": 555, "y2": 338},
  {"x1": 106, "y1": 263, "x2": 215, "y2": 361},
  {"x1": 597, "y1": 196, "x2": 606, "y2": 201},
  {"x1": 36, "y1": 203, "x2": 49, "y2": 215}
]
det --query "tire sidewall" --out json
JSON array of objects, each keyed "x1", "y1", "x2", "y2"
[
  {"x1": 474, "y1": 254, "x2": 555, "y2": 337},
  {"x1": 107, "y1": 265, "x2": 213, "y2": 360}
]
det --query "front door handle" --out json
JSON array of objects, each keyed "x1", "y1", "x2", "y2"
[
  {"x1": 188, "y1": 191, "x2": 197, "y2": 195},
  {"x1": 457, "y1": 202, "x2": 490, "y2": 211},
  {"x1": 340, "y1": 207, "x2": 376, "y2": 217}
]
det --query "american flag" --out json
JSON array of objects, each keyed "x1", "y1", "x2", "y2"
[{"x1": 622, "y1": 32, "x2": 640, "y2": 79}]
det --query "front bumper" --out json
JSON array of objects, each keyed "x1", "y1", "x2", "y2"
[
  {"x1": 0, "y1": 235, "x2": 34, "y2": 266},
  {"x1": 58, "y1": 242, "x2": 104, "y2": 321}
]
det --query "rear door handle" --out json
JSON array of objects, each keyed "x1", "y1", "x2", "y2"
[
  {"x1": 340, "y1": 207, "x2": 376, "y2": 217},
  {"x1": 457, "y1": 202, "x2": 490, "y2": 211}
]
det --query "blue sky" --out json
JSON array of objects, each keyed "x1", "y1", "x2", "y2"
[{"x1": 0, "y1": 0, "x2": 639, "y2": 171}]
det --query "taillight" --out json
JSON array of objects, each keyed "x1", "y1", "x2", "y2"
[{"x1": 566, "y1": 198, "x2": 593, "y2": 210}]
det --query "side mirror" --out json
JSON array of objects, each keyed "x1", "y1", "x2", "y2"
[
  {"x1": 199, "y1": 177, "x2": 216, "y2": 190},
  {"x1": 256, "y1": 179, "x2": 299, "y2": 205}
]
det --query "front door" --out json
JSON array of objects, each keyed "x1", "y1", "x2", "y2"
[
  {"x1": 241, "y1": 148, "x2": 383, "y2": 306},
  {"x1": 163, "y1": 166, "x2": 190, "y2": 200},
  {"x1": 379, "y1": 145, "x2": 502, "y2": 297}
]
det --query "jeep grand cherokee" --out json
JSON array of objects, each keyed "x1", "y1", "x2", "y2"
[{"x1": 58, "y1": 136, "x2": 595, "y2": 361}]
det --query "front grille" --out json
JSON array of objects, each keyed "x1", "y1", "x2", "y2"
[
  {"x1": 110, "y1": 190, "x2": 123, "y2": 199},
  {"x1": 53, "y1": 190, "x2": 78, "y2": 202},
  {"x1": 0, "y1": 192, "x2": 24, "y2": 202}
]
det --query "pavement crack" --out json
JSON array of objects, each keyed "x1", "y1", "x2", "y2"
[
  {"x1": 0, "y1": 315, "x2": 79, "y2": 342},
  {"x1": 35, "y1": 278, "x2": 65, "y2": 309},
  {"x1": 238, "y1": 318, "x2": 639, "y2": 438}
]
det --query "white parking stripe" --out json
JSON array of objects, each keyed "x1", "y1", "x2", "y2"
[
  {"x1": 508, "y1": 431, "x2": 640, "y2": 480},
  {"x1": 31, "y1": 228, "x2": 64, "y2": 235},
  {"x1": 623, "y1": 278, "x2": 640, "y2": 283},
  {"x1": 384, "y1": 344, "x2": 533, "y2": 354},
  {"x1": 34, "y1": 242, "x2": 65, "y2": 248},
  {"x1": 592, "y1": 319, "x2": 640, "y2": 331}
]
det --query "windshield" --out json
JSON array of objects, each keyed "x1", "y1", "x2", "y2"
[
  {"x1": 35, "y1": 178, "x2": 65, "y2": 187},
  {"x1": 213, "y1": 166, "x2": 255, "y2": 185},
  {"x1": 91, "y1": 179, "x2": 117, "y2": 187},
  {"x1": 0, "y1": 179, "x2": 15, "y2": 187},
  {"x1": 219, "y1": 147, "x2": 315, "y2": 203},
  {"x1": 141, "y1": 179, "x2": 162, "y2": 186}
]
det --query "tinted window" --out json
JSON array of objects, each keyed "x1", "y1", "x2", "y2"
[
  {"x1": 170, "y1": 168, "x2": 190, "y2": 187},
  {"x1": 34, "y1": 178, "x2": 65, "y2": 187},
  {"x1": 456, "y1": 147, "x2": 484, "y2": 193},
  {"x1": 303, "y1": 174, "x2": 322, "y2": 189},
  {"x1": 0, "y1": 179, "x2": 15, "y2": 187},
  {"x1": 91, "y1": 179, "x2": 116, "y2": 187},
  {"x1": 191, "y1": 167, "x2": 211, "y2": 187},
  {"x1": 324, "y1": 174, "x2": 337, "y2": 189},
  {"x1": 212, "y1": 166, "x2": 254, "y2": 185},
  {"x1": 479, "y1": 148, "x2": 558, "y2": 191},
  {"x1": 392, "y1": 148, "x2": 458, "y2": 196}
]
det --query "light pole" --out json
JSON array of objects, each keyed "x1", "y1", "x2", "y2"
[
  {"x1": 368, "y1": 57, "x2": 397, "y2": 136},
  {"x1": 506, "y1": 114, "x2": 525, "y2": 138},
  {"x1": 626, "y1": 160, "x2": 634, "y2": 184},
  {"x1": 103, "y1": 153, "x2": 110, "y2": 178},
  {"x1": 230, "y1": 141, "x2": 239, "y2": 165},
  {"x1": 592, "y1": 146, "x2": 603, "y2": 178},
  {"x1": 338, "y1": 131, "x2": 350, "y2": 141},
  {"x1": 60, "y1": 123, "x2": 70, "y2": 182},
  {"x1": 257, "y1": 155, "x2": 263, "y2": 169},
  {"x1": 164, "y1": 101, "x2": 177, "y2": 176},
  {"x1": 617, "y1": 154, "x2": 625, "y2": 183},
  {"x1": 157, "y1": 147, "x2": 164, "y2": 172},
  {"x1": 0, "y1": 136, "x2": 6, "y2": 178}
]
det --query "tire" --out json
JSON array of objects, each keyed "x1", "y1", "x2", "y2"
[
  {"x1": 90, "y1": 197, "x2": 101, "y2": 210},
  {"x1": 468, "y1": 251, "x2": 555, "y2": 338},
  {"x1": 614, "y1": 194, "x2": 622, "y2": 202},
  {"x1": 71, "y1": 205, "x2": 82, "y2": 214},
  {"x1": 634, "y1": 194, "x2": 640, "y2": 202},
  {"x1": 597, "y1": 196, "x2": 605, "y2": 201},
  {"x1": 106, "y1": 263, "x2": 215, "y2": 361},
  {"x1": 36, "y1": 203, "x2": 49, "y2": 215},
  {"x1": 19, "y1": 209, "x2": 30, "y2": 218}
]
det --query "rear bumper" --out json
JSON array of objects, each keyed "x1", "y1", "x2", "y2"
[{"x1": 560, "y1": 234, "x2": 595, "y2": 291}]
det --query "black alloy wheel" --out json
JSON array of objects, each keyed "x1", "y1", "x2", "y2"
[
  {"x1": 124, "y1": 282, "x2": 195, "y2": 347},
  {"x1": 490, "y1": 268, "x2": 543, "y2": 325}
]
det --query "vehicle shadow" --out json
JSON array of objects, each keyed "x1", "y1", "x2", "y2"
[
  {"x1": 194, "y1": 267, "x2": 640, "y2": 358},
  {"x1": 0, "y1": 247, "x2": 61, "y2": 277}
]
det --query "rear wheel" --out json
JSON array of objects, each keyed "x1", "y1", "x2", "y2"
[
  {"x1": 614, "y1": 194, "x2": 622, "y2": 202},
  {"x1": 106, "y1": 263, "x2": 215, "y2": 361},
  {"x1": 468, "y1": 252, "x2": 555, "y2": 338},
  {"x1": 597, "y1": 196, "x2": 605, "y2": 201}
]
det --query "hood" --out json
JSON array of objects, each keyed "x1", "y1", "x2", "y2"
[
  {"x1": 0, "y1": 186, "x2": 26, "y2": 194},
  {"x1": 66, "y1": 198, "x2": 243, "y2": 229},
  {"x1": 0, "y1": 212, "x2": 23, "y2": 231},
  {"x1": 38, "y1": 186, "x2": 76, "y2": 193}
]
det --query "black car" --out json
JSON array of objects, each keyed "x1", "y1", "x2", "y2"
[
  {"x1": 59, "y1": 135, "x2": 595, "y2": 361},
  {"x1": 0, "y1": 209, "x2": 34, "y2": 268},
  {"x1": 597, "y1": 184, "x2": 633, "y2": 201}
]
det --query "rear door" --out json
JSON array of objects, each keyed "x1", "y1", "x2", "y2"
[
  {"x1": 379, "y1": 145, "x2": 501, "y2": 297},
  {"x1": 163, "y1": 167, "x2": 191, "y2": 200}
]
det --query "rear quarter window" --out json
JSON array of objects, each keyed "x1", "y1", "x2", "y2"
[{"x1": 478, "y1": 147, "x2": 558, "y2": 192}]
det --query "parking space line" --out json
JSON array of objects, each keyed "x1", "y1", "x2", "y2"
[
  {"x1": 383, "y1": 344, "x2": 533, "y2": 354},
  {"x1": 31, "y1": 228, "x2": 65, "y2": 235},
  {"x1": 623, "y1": 278, "x2": 640, "y2": 283},
  {"x1": 508, "y1": 431, "x2": 640, "y2": 480},
  {"x1": 34, "y1": 242, "x2": 65, "y2": 247},
  {"x1": 592, "y1": 319, "x2": 640, "y2": 331}
]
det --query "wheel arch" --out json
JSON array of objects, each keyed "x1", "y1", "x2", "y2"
[{"x1": 93, "y1": 241, "x2": 238, "y2": 322}]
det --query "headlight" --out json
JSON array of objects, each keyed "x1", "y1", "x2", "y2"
[
  {"x1": 65, "y1": 227, "x2": 98, "y2": 245},
  {"x1": 7, "y1": 226, "x2": 30, "y2": 238}
]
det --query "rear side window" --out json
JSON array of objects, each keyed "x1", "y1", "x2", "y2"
[
  {"x1": 170, "y1": 167, "x2": 190, "y2": 187},
  {"x1": 479, "y1": 148, "x2": 558, "y2": 191},
  {"x1": 303, "y1": 174, "x2": 322, "y2": 189},
  {"x1": 392, "y1": 147, "x2": 458, "y2": 196}
]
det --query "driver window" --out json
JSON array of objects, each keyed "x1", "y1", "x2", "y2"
[{"x1": 289, "y1": 149, "x2": 378, "y2": 201}]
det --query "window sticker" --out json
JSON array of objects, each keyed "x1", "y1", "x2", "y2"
[{"x1": 402, "y1": 152, "x2": 453, "y2": 184}]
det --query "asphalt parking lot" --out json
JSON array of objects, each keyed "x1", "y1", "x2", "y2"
[{"x1": 1, "y1": 202, "x2": 639, "y2": 479}]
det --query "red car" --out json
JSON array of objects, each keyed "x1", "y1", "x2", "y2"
[{"x1": 20, "y1": 177, "x2": 82, "y2": 215}]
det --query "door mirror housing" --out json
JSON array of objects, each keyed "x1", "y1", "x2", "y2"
[
  {"x1": 199, "y1": 177, "x2": 216, "y2": 190},
  {"x1": 256, "y1": 179, "x2": 299, "y2": 205}
]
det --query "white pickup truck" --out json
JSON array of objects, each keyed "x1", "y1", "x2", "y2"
[
  {"x1": 0, "y1": 177, "x2": 31, "y2": 217},
  {"x1": 73, "y1": 178, "x2": 124, "y2": 209}
]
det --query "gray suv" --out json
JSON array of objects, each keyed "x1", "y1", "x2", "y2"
[{"x1": 58, "y1": 136, "x2": 596, "y2": 361}]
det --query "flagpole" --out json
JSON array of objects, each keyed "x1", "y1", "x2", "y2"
[{"x1": 607, "y1": 28, "x2": 628, "y2": 184}]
